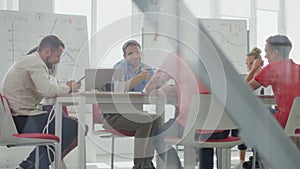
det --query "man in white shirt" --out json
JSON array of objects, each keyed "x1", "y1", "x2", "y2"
[{"x1": 1, "y1": 35, "x2": 81, "y2": 169}]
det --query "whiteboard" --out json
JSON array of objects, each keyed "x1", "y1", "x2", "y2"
[
  {"x1": 142, "y1": 18, "x2": 248, "y2": 74},
  {"x1": 0, "y1": 10, "x2": 89, "y2": 83},
  {"x1": 200, "y1": 19, "x2": 248, "y2": 74}
]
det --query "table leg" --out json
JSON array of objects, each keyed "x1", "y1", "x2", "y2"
[
  {"x1": 184, "y1": 146, "x2": 196, "y2": 169},
  {"x1": 77, "y1": 96, "x2": 86, "y2": 169},
  {"x1": 54, "y1": 101, "x2": 62, "y2": 168},
  {"x1": 216, "y1": 148, "x2": 231, "y2": 169}
]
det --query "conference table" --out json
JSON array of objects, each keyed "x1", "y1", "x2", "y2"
[
  {"x1": 53, "y1": 92, "x2": 275, "y2": 169},
  {"x1": 54, "y1": 91, "x2": 178, "y2": 169}
]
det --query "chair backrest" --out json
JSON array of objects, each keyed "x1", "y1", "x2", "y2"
[
  {"x1": 0, "y1": 94, "x2": 18, "y2": 139},
  {"x1": 181, "y1": 94, "x2": 238, "y2": 143},
  {"x1": 284, "y1": 97, "x2": 300, "y2": 136}
]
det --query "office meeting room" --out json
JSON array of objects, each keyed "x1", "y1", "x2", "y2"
[{"x1": 1, "y1": 0, "x2": 300, "y2": 169}]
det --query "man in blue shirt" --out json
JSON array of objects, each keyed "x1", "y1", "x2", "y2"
[
  {"x1": 113, "y1": 40, "x2": 154, "y2": 91},
  {"x1": 103, "y1": 40, "x2": 161, "y2": 169}
]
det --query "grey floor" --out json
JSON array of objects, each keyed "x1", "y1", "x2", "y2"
[
  {"x1": 78, "y1": 147, "x2": 253, "y2": 169},
  {"x1": 0, "y1": 147, "x2": 253, "y2": 169}
]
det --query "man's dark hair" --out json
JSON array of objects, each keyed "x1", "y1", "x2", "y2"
[
  {"x1": 266, "y1": 35, "x2": 292, "y2": 59},
  {"x1": 37, "y1": 35, "x2": 65, "y2": 53},
  {"x1": 122, "y1": 40, "x2": 141, "y2": 56}
]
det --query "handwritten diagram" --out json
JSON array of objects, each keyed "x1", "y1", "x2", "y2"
[
  {"x1": 201, "y1": 19, "x2": 248, "y2": 74},
  {"x1": 0, "y1": 10, "x2": 89, "y2": 83}
]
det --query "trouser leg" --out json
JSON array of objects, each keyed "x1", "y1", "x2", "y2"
[
  {"x1": 14, "y1": 112, "x2": 78, "y2": 169},
  {"x1": 196, "y1": 131, "x2": 230, "y2": 169},
  {"x1": 104, "y1": 114, "x2": 156, "y2": 166},
  {"x1": 152, "y1": 118, "x2": 184, "y2": 169},
  {"x1": 144, "y1": 115, "x2": 163, "y2": 166},
  {"x1": 198, "y1": 148, "x2": 214, "y2": 169}
]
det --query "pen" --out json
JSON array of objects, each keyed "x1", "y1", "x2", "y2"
[{"x1": 76, "y1": 76, "x2": 85, "y2": 84}]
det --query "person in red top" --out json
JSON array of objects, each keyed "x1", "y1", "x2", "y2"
[
  {"x1": 248, "y1": 35, "x2": 300, "y2": 128},
  {"x1": 145, "y1": 53, "x2": 229, "y2": 169}
]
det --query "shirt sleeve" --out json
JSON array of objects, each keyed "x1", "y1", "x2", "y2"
[
  {"x1": 29, "y1": 62, "x2": 70, "y2": 97},
  {"x1": 113, "y1": 59, "x2": 127, "y2": 69},
  {"x1": 113, "y1": 61, "x2": 120, "y2": 69},
  {"x1": 254, "y1": 64, "x2": 274, "y2": 87}
]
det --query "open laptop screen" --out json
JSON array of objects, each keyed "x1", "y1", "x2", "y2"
[{"x1": 85, "y1": 69, "x2": 123, "y2": 91}]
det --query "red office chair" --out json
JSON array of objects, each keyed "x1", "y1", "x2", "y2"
[
  {"x1": 164, "y1": 94, "x2": 243, "y2": 169},
  {"x1": 0, "y1": 94, "x2": 61, "y2": 169},
  {"x1": 285, "y1": 97, "x2": 300, "y2": 136},
  {"x1": 92, "y1": 104, "x2": 135, "y2": 169}
]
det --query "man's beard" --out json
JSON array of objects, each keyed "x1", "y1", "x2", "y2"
[{"x1": 45, "y1": 56, "x2": 53, "y2": 69}]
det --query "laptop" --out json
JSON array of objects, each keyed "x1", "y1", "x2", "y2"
[{"x1": 85, "y1": 69, "x2": 123, "y2": 91}]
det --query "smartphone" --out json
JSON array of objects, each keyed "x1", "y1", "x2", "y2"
[{"x1": 76, "y1": 76, "x2": 85, "y2": 84}]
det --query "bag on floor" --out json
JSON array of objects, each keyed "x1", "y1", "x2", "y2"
[{"x1": 242, "y1": 156, "x2": 263, "y2": 169}]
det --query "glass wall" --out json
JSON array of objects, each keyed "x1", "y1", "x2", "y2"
[
  {"x1": 93, "y1": 0, "x2": 133, "y2": 68},
  {"x1": 287, "y1": 0, "x2": 300, "y2": 63},
  {"x1": 0, "y1": 0, "x2": 18, "y2": 10},
  {"x1": 55, "y1": 0, "x2": 91, "y2": 37},
  {"x1": 256, "y1": 0, "x2": 279, "y2": 64},
  {"x1": 48, "y1": 0, "x2": 290, "y2": 67},
  {"x1": 1, "y1": 0, "x2": 298, "y2": 66},
  {"x1": 257, "y1": 10, "x2": 278, "y2": 64},
  {"x1": 221, "y1": 0, "x2": 251, "y2": 18}
]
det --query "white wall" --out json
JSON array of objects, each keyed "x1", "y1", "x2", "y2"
[
  {"x1": 184, "y1": 0, "x2": 211, "y2": 17},
  {"x1": 0, "y1": 0, "x2": 6, "y2": 9},
  {"x1": 1, "y1": 0, "x2": 300, "y2": 166},
  {"x1": 55, "y1": 0, "x2": 91, "y2": 38},
  {"x1": 91, "y1": 0, "x2": 133, "y2": 68},
  {"x1": 287, "y1": 0, "x2": 300, "y2": 63},
  {"x1": 19, "y1": 0, "x2": 53, "y2": 12},
  {"x1": 0, "y1": 0, "x2": 18, "y2": 10}
]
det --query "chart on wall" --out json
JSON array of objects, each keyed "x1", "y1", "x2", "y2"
[
  {"x1": 0, "y1": 10, "x2": 89, "y2": 83},
  {"x1": 142, "y1": 17, "x2": 248, "y2": 74},
  {"x1": 200, "y1": 19, "x2": 248, "y2": 74}
]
